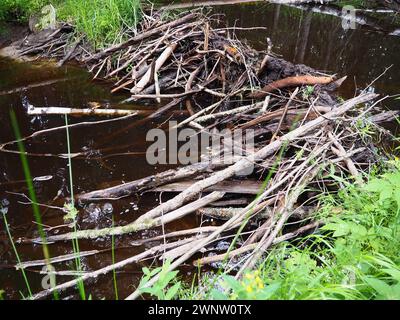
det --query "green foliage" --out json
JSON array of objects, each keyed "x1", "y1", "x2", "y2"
[
  {"x1": 57, "y1": 0, "x2": 141, "y2": 48},
  {"x1": 0, "y1": 0, "x2": 53, "y2": 22},
  {"x1": 63, "y1": 202, "x2": 79, "y2": 224},
  {"x1": 138, "y1": 260, "x2": 181, "y2": 300},
  {"x1": 0, "y1": 290, "x2": 4, "y2": 300},
  {"x1": 302, "y1": 85, "x2": 315, "y2": 99},
  {"x1": 210, "y1": 271, "x2": 280, "y2": 300},
  {"x1": 0, "y1": 0, "x2": 141, "y2": 48}
]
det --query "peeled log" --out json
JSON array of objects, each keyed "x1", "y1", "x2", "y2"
[
  {"x1": 131, "y1": 43, "x2": 178, "y2": 94},
  {"x1": 249, "y1": 75, "x2": 334, "y2": 99}
]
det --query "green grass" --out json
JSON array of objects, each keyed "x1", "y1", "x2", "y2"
[
  {"x1": 58, "y1": 0, "x2": 141, "y2": 48},
  {"x1": 0, "y1": 0, "x2": 142, "y2": 48},
  {"x1": 0, "y1": 0, "x2": 51, "y2": 22},
  {"x1": 8, "y1": 110, "x2": 59, "y2": 300},
  {"x1": 1, "y1": 209, "x2": 33, "y2": 298},
  {"x1": 64, "y1": 114, "x2": 86, "y2": 300}
]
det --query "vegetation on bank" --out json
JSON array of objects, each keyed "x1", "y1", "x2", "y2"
[
  {"x1": 138, "y1": 159, "x2": 400, "y2": 300},
  {"x1": 0, "y1": 0, "x2": 141, "y2": 47}
]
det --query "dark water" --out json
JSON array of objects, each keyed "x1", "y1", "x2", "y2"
[{"x1": 0, "y1": 2, "x2": 399, "y2": 299}]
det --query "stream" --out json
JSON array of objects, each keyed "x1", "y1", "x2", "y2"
[{"x1": 0, "y1": 1, "x2": 399, "y2": 299}]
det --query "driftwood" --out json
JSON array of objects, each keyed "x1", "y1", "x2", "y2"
[
  {"x1": 30, "y1": 192, "x2": 225, "y2": 243},
  {"x1": 27, "y1": 106, "x2": 148, "y2": 116},
  {"x1": 78, "y1": 161, "x2": 224, "y2": 201},
  {"x1": 24, "y1": 93, "x2": 377, "y2": 245},
  {"x1": 153, "y1": 180, "x2": 264, "y2": 195},
  {"x1": 197, "y1": 205, "x2": 315, "y2": 220},
  {"x1": 131, "y1": 43, "x2": 178, "y2": 94},
  {"x1": 249, "y1": 75, "x2": 334, "y2": 99}
]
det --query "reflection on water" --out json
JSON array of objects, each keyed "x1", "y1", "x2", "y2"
[{"x1": 209, "y1": 3, "x2": 400, "y2": 102}]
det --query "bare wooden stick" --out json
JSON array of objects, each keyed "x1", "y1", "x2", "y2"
[
  {"x1": 249, "y1": 75, "x2": 334, "y2": 98},
  {"x1": 32, "y1": 192, "x2": 225, "y2": 242},
  {"x1": 193, "y1": 220, "x2": 322, "y2": 266},
  {"x1": 130, "y1": 43, "x2": 178, "y2": 94},
  {"x1": 16, "y1": 250, "x2": 99, "y2": 269},
  {"x1": 27, "y1": 106, "x2": 146, "y2": 116},
  {"x1": 328, "y1": 132, "x2": 362, "y2": 183}
]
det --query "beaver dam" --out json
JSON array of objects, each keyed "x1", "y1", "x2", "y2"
[{"x1": 0, "y1": 6, "x2": 399, "y2": 300}]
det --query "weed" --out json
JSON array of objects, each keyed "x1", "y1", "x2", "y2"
[{"x1": 138, "y1": 260, "x2": 181, "y2": 300}]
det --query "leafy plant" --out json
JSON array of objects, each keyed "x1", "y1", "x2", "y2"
[
  {"x1": 302, "y1": 85, "x2": 315, "y2": 99},
  {"x1": 63, "y1": 202, "x2": 79, "y2": 225},
  {"x1": 138, "y1": 260, "x2": 181, "y2": 300},
  {"x1": 211, "y1": 271, "x2": 280, "y2": 300}
]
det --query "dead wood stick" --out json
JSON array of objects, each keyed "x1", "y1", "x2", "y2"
[
  {"x1": 33, "y1": 192, "x2": 224, "y2": 242},
  {"x1": 239, "y1": 105, "x2": 332, "y2": 130},
  {"x1": 131, "y1": 43, "x2": 178, "y2": 94},
  {"x1": 368, "y1": 110, "x2": 400, "y2": 123},
  {"x1": 130, "y1": 90, "x2": 201, "y2": 100},
  {"x1": 134, "y1": 94, "x2": 377, "y2": 224},
  {"x1": 197, "y1": 205, "x2": 315, "y2": 220},
  {"x1": 193, "y1": 101, "x2": 263, "y2": 124},
  {"x1": 193, "y1": 220, "x2": 322, "y2": 266},
  {"x1": 161, "y1": 237, "x2": 205, "y2": 261},
  {"x1": 328, "y1": 132, "x2": 362, "y2": 183},
  {"x1": 0, "y1": 78, "x2": 71, "y2": 96},
  {"x1": 57, "y1": 37, "x2": 81, "y2": 67},
  {"x1": 16, "y1": 250, "x2": 99, "y2": 269},
  {"x1": 27, "y1": 106, "x2": 147, "y2": 116},
  {"x1": 249, "y1": 75, "x2": 334, "y2": 99},
  {"x1": 211, "y1": 199, "x2": 249, "y2": 207},
  {"x1": 172, "y1": 99, "x2": 225, "y2": 130},
  {"x1": 78, "y1": 161, "x2": 221, "y2": 201},
  {"x1": 130, "y1": 226, "x2": 219, "y2": 246},
  {"x1": 153, "y1": 180, "x2": 263, "y2": 195},
  {"x1": 84, "y1": 13, "x2": 197, "y2": 63},
  {"x1": 271, "y1": 87, "x2": 299, "y2": 142}
]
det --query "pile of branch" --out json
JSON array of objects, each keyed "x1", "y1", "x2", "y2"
[
  {"x1": 9, "y1": 10, "x2": 397, "y2": 300},
  {"x1": 10, "y1": 10, "x2": 340, "y2": 108}
]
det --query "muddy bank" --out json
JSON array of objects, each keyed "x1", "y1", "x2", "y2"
[{"x1": 0, "y1": 23, "x2": 29, "y2": 49}]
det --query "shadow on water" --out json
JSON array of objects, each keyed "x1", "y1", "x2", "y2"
[{"x1": 0, "y1": 1, "x2": 399, "y2": 299}]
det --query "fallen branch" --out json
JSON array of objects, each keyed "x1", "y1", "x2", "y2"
[
  {"x1": 27, "y1": 106, "x2": 147, "y2": 117},
  {"x1": 249, "y1": 75, "x2": 334, "y2": 99}
]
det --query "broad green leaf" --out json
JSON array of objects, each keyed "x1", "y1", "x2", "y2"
[{"x1": 364, "y1": 277, "x2": 392, "y2": 297}]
